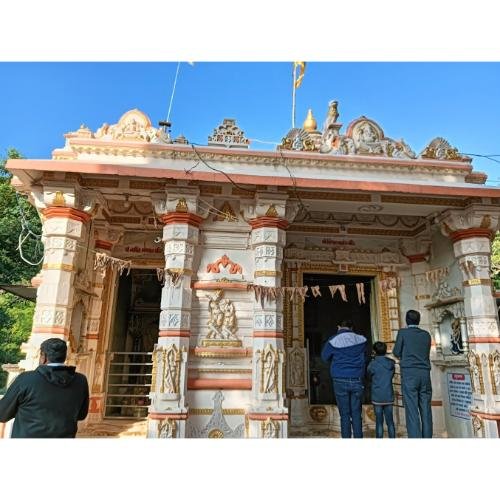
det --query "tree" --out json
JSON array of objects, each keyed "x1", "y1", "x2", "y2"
[
  {"x1": 492, "y1": 232, "x2": 500, "y2": 291},
  {"x1": 0, "y1": 149, "x2": 42, "y2": 283},
  {"x1": 0, "y1": 149, "x2": 42, "y2": 389}
]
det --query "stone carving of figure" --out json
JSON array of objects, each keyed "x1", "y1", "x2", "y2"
[
  {"x1": 360, "y1": 123, "x2": 376, "y2": 142},
  {"x1": 468, "y1": 352, "x2": 481, "y2": 393},
  {"x1": 262, "y1": 418, "x2": 278, "y2": 438},
  {"x1": 391, "y1": 139, "x2": 416, "y2": 159},
  {"x1": 356, "y1": 123, "x2": 384, "y2": 154},
  {"x1": 290, "y1": 349, "x2": 304, "y2": 386},
  {"x1": 292, "y1": 133, "x2": 303, "y2": 151},
  {"x1": 92, "y1": 354, "x2": 103, "y2": 392},
  {"x1": 319, "y1": 127, "x2": 338, "y2": 153},
  {"x1": 263, "y1": 349, "x2": 277, "y2": 393},
  {"x1": 158, "y1": 418, "x2": 176, "y2": 438},
  {"x1": 163, "y1": 346, "x2": 179, "y2": 393},
  {"x1": 491, "y1": 352, "x2": 500, "y2": 392},
  {"x1": 322, "y1": 100, "x2": 339, "y2": 132},
  {"x1": 338, "y1": 136, "x2": 356, "y2": 155},
  {"x1": 221, "y1": 299, "x2": 237, "y2": 340},
  {"x1": 95, "y1": 123, "x2": 110, "y2": 138},
  {"x1": 450, "y1": 318, "x2": 463, "y2": 355},
  {"x1": 206, "y1": 296, "x2": 224, "y2": 339}
]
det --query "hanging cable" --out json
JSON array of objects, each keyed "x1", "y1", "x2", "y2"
[{"x1": 189, "y1": 143, "x2": 256, "y2": 193}]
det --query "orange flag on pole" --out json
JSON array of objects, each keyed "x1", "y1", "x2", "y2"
[{"x1": 294, "y1": 61, "x2": 306, "y2": 88}]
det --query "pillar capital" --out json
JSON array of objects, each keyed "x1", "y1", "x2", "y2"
[
  {"x1": 152, "y1": 188, "x2": 210, "y2": 224},
  {"x1": 93, "y1": 224, "x2": 123, "y2": 250},
  {"x1": 437, "y1": 206, "x2": 500, "y2": 241},
  {"x1": 241, "y1": 193, "x2": 300, "y2": 226},
  {"x1": 400, "y1": 237, "x2": 431, "y2": 263},
  {"x1": 31, "y1": 183, "x2": 99, "y2": 215}
]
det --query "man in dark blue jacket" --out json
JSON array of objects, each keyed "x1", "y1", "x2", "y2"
[
  {"x1": 321, "y1": 319, "x2": 367, "y2": 438},
  {"x1": 367, "y1": 341, "x2": 396, "y2": 438},
  {"x1": 392, "y1": 310, "x2": 432, "y2": 438}
]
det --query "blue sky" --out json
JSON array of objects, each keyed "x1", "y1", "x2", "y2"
[{"x1": 1, "y1": 62, "x2": 499, "y2": 183}]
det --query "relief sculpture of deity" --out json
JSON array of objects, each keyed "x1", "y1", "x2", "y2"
[
  {"x1": 290, "y1": 348, "x2": 305, "y2": 386},
  {"x1": 202, "y1": 290, "x2": 241, "y2": 347},
  {"x1": 262, "y1": 346, "x2": 278, "y2": 393},
  {"x1": 162, "y1": 345, "x2": 180, "y2": 394},
  {"x1": 450, "y1": 318, "x2": 464, "y2": 355}
]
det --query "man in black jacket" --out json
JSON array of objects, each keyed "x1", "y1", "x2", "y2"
[{"x1": 0, "y1": 338, "x2": 89, "y2": 438}]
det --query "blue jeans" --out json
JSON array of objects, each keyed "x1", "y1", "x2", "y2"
[
  {"x1": 333, "y1": 377, "x2": 364, "y2": 438},
  {"x1": 374, "y1": 404, "x2": 395, "y2": 438},
  {"x1": 401, "y1": 369, "x2": 433, "y2": 438}
]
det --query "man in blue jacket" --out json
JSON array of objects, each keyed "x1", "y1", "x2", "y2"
[
  {"x1": 392, "y1": 310, "x2": 432, "y2": 438},
  {"x1": 321, "y1": 319, "x2": 367, "y2": 438}
]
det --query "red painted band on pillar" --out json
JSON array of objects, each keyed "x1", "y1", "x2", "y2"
[
  {"x1": 159, "y1": 330, "x2": 191, "y2": 338},
  {"x1": 450, "y1": 228, "x2": 494, "y2": 243},
  {"x1": 42, "y1": 206, "x2": 92, "y2": 224},
  {"x1": 406, "y1": 253, "x2": 428, "y2": 264},
  {"x1": 247, "y1": 413, "x2": 289, "y2": 421},
  {"x1": 187, "y1": 378, "x2": 252, "y2": 390},
  {"x1": 160, "y1": 212, "x2": 203, "y2": 227},
  {"x1": 95, "y1": 239, "x2": 113, "y2": 251},
  {"x1": 468, "y1": 337, "x2": 500, "y2": 344},
  {"x1": 253, "y1": 331, "x2": 284, "y2": 338},
  {"x1": 148, "y1": 412, "x2": 188, "y2": 420},
  {"x1": 249, "y1": 217, "x2": 289, "y2": 230}
]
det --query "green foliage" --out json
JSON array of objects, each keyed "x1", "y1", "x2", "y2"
[
  {"x1": 0, "y1": 149, "x2": 42, "y2": 284},
  {"x1": 0, "y1": 149, "x2": 41, "y2": 388},
  {"x1": 0, "y1": 294, "x2": 34, "y2": 388},
  {"x1": 492, "y1": 233, "x2": 500, "y2": 290}
]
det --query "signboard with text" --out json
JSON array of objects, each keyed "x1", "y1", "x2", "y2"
[{"x1": 447, "y1": 372, "x2": 473, "y2": 420}]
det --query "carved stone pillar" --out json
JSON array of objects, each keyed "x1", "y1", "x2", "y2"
[
  {"x1": 147, "y1": 190, "x2": 204, "y2": 438},
  {"x1": 400, "y1": 237, "x2": 432, "y2": 332},
  {"x1": 86, "y1": 225, "x2": 123, "y2": 422},
  {"x1": 247, "y1": 195, "x2": 289, "y2": 438},
  {"x1": 20, "y1": 187, "x2": 94, "y2": 371},
  {"x1": 439, "y1": 207, "x2": 500, "y2": 437}
]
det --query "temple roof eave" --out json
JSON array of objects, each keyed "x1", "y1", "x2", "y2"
[
  {"x1": 6, "y1": 158, "x2": 500, "y2": 201},
  {"x1": 50, "y1": 138, "x2": 475, "y2": 174}
]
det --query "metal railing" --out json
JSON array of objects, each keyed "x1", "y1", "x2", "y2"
[{"x1": 104, "y1": 352, "x2": 153, "y2": 420}]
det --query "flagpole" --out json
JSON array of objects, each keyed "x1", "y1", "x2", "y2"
[
  {"x1": 166, "y1": 61, "x2": 181, "y2": 123},
  {"x1": 292, "y1": 64, "x2": 296, "y2": 129}
]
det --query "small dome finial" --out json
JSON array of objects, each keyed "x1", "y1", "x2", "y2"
[{"x1": 303, "y1": 109, "x2": 317, "y2": 132}]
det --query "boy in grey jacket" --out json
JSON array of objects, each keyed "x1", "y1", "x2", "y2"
[{"x1": 367, "y1": 341, "x2": 395, "y2": 438}]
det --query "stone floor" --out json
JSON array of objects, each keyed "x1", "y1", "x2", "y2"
[{"x1": 77, "y1": 419, "x2": 147, "y2": 438}]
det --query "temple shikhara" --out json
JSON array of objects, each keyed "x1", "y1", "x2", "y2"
[{"x1": 4, "y1": 101, "x2": 500, "y2": 438}]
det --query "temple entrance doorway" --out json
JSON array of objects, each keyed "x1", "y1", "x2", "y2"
[
  {"x1": 303, "y1": 273, "x2": 374, "y2": 406},
  {"x1": 104, "y1": 269, "x2": 161, "y2": 419}
]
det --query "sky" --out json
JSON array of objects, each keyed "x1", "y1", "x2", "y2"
[{"x1": 1, "y1": 62, "x2": 499, "y2": 184}]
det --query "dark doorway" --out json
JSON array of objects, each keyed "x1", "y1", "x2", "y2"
[
  {"x1": 105, "y1": 269, "x2": 161, "y2": 419},
  {"x1": 304, "y1": 273, "x2": 373, "y2": 405}
]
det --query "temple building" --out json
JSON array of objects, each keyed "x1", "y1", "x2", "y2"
[{"x1": 3, "y1": 101, "x2": 500, "y2": 438}]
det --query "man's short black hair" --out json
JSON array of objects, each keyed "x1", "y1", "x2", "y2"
[
  {"x1": 406, "y1": 310, "x2": 421, "y2": 326},
  {"x1": 339, "y1": 319, "x2": 354, "y2": 329},
  {"x1": 40, "y1": 338, "x2": 67, "y2": 363},
  {"x1": 373, "y1": 341, "x2": 387, "y2": 356}
]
